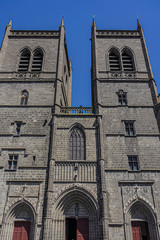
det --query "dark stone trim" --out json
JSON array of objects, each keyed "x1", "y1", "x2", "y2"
[
  {"x1": 0, "y1": 105, "x2": 53, "y2": 108},
  {"x1": 18, "y1": 166, "x2": 47, "y2": 169},
  {"x1": 6, "y1": 179, "x2": 43, "y2": 182},
  {"x1": 118, "y1": 180, "x2": 154, "y2": 184}
]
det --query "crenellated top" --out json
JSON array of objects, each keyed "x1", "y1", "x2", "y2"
[
  {"x1": 96, "y1": 30, "x2": 140, "y2": 38},
  {"x1": 9, "y1": 30, "x2": 60, "y2": 38}
]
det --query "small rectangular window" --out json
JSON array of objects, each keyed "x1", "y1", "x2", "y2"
[
  {"x1": 125, "y1": 122, "x2": 134, "y2": 135},
  {"x1": 117, "y1": 90, "x2": 127, "y2": 105},
  {"x1": 16, "y1": 123, "x2": 21, "y2": 136},
  {"x1": 8, "y1": 154, "x2": 18, "y2": 170},
  {"x1": 128, "y1": 156, "x2": 139, "y2": 171}
]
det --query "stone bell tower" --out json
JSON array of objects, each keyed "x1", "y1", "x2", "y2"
[{"x1": 91, "y1": 18, "x2": 160, "y2": 239}]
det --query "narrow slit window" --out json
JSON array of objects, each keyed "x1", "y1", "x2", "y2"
[
  {"x1": 16, "y1": 122, "x2": 21, "y2": 136},
  {"x1": 20, "y1": 90, "x2": 29, "y2": 105},
  {"x1": 122, "y1": 52, "x2": 134, "y2": 71},
  {"x1": 31, "y1": 50, "x2": 43, "y2": 72},
  {"x1": 18, "y1": 50, "x2": 30, "y2": 72},
  {"x1": 109, "y1": 52, "x2": 120, "y2": 71}
]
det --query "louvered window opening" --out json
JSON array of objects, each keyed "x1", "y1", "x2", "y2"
[
  {"x1": 122, "y1": 53, "x2": 133, "y2": 71},
  {"x1": 109, "y1": 53, "x2": 120, "y2": 71},
  {"x1": 70, "y1": 128, "x2": 85, "y2": 160},
  {"x1": 18, "y1": 53, "x2": 30, "y2": 72},
  {"x1": 31, "y1": 53, "x2": 43, "y2": 71}
]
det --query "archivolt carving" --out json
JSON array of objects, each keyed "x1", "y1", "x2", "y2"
[
  {"x1": 52, "y1": 185, "x2": 99, "y2": 240},
  {"x1": 5, "y1": 197, "x2": 36, "y2": 215},
  {"x1": 53, "y1": 183, "x2": 97, "y2": 203},
  {"x1": 124, "y1": 194, "x2": 155, "y2": 213}
]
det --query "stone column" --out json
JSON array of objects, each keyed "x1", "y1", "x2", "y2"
[
  {"x1": 43, "y1": 116, "x2": 57, "y2": 240},
  {"x1": 97, "y1": 116, "x2": 109, "y2": 240}
]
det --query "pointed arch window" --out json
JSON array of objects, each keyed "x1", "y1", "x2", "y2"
[
  {"x1": 20, "y1": 90, "x2": 29, "y2": 105},
  {"x1": 109, "y1": 50, "x2": 120, "y2": 71},
  {"x1": 122, "y1": 50, "x2": 134, "y2": 71},
  {"x1": 70, "y1": 127, "x2": 85, "y2": 160},
  {"x1": 31, "y1": 49, "x2": 43, "y2": 72},
  {"x1": 18, "y1": 49, "x2": 30, "y2": 72}
]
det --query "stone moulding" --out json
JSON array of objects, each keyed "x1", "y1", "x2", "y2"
[
  {"x1": 124, "y1": 194, "x2": 155, "y2": 214},
  {"x1": 52, "y1": 183, "x2": 98, "y2": 203},
  {"x1": 96, "y1": 30, "x2": 140, "y2": 37}
]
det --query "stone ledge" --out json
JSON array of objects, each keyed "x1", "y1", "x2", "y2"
[{"x1": 118, "y1": 180, "x2": 154, "y2": 184}]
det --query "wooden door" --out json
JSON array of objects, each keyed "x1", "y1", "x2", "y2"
[
  {"x1": 77, "y1": 218, "x2": 89, "y2": 240},
  {"x1": 132, "y1": 221, "x2": 150, "y2": 240},
  {"x1": 132, "y1": 221, "x2": 142, "y2": 240},
  {"x1": 12, "y1": 221, "x2": 31, "y2": 240}
]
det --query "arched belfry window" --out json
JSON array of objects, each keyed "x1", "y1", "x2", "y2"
[
  {"x1": 109, "y1": 50, "x2": 120, "y2": 71},
  {"x1": 18, "y1": 49, "x2": 30, "y2": 72},
  {"x1": 31, "y1": 49, "x2": 43, "y2": 71},
  {"x1": 122, "y1": 50, "x2": 134, "y2": 71},
  {"x1": 20, "y1": 90, "x2": 29, "y2": 105},
  {"x1": 70, "y1": 127, "x2": 85, "y2": 160}
]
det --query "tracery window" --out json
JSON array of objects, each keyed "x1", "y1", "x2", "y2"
[
  {"x1": 18, "y1": 49, "x2": 30, "y2": 72},
  {"x1": 70, "y1": 127, "x2": 85, "y2": 160},
  {"x1": 20, "y1": 90, "x2": 29, "y2": 105},
  {"x1": 31, "y1": 49, "x2": 43, "y2": 71}
]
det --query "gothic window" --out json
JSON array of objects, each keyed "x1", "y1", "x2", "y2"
[
  {"x1": 109, "y1": 50, "x2": 120, "y2": 71},
  {"x1": 70, "y1": 127, "x2": 85, "y2": 160},
  {"x1": 31, "y1": 49, "x2": 43, "y2": 71},
  {"x1": 20, "y1": 90, "x2": 29, "y2": 105},
  {"x1": 125, "y1": 122, "x2": 135, "y2": 135},
  {"x1": 117, "y1": 90, "x2": 127, "y2": 105},
  {"x1": 8, "y1": 154, "x2": 18, "y2": 170},
  {"x1": 122, "y1": 50, "x2": 134, "y2": 71},
  {"x1": 18, "y1": 49, "x2": 30, "y2": 72},
  {"x1": 128, "y1": 156, "x2": 139, "y2": 171}
]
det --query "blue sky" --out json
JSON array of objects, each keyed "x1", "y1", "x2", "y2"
[{"x1": 0, "y1": 0, "x2": 160, "y2": 106}]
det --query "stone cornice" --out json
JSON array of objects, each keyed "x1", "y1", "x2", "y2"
[
  {"x1": 96, "y1": 30, "x2": 140, "y2": 38},
  {"x1": 9, "y1": 30, "x2": 59, "y2": 38}
]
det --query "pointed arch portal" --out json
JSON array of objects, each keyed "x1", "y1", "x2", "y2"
[
  {"x1": 1, "y1": 200, "x2": 35, "y2": 240},
  {"x1": 126, "y1": 199, "x2": 159, "y2": 240},
  {"x1": 52, "y1": 187, "x2": 99, "y2": 240}
]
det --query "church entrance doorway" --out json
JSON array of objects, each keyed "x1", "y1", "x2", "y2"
[
  {"x1": 131, "y1": 221, "x2": 150, "y2": 240},
  {"x1": 66, "y1": 218, "x2": 89, "y2": 240}
]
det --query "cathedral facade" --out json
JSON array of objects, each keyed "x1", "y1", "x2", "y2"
[{"x1": 0, "y1": 18, "x2": 160, "y2": 240}]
